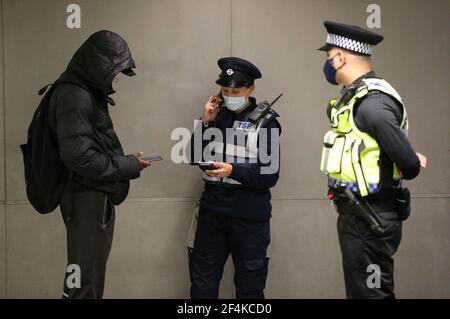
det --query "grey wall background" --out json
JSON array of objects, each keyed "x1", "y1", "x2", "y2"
[{"x1": 0, "y1": 0, "x2": 449, "y2": 298}]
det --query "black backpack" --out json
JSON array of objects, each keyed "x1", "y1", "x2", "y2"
[{"x1": 20, "y1": 81, "x2": 89, "y2": 214}]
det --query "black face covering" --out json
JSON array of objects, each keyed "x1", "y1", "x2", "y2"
[{"x1": 121, "y1": 68, "x2": 136, "y2": 76}]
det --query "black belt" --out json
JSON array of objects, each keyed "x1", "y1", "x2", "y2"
[{"x1": 329, "y1": 187, "x2": 398, "y2": 213}]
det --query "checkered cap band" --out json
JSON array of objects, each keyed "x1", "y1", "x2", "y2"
[{"x1": 326, "y1": 33, "x2": 373, "y2": 55}]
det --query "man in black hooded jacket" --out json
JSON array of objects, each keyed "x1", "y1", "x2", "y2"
[{"x1": 48, "y1": 30, "x2": 150, "y2": 298}]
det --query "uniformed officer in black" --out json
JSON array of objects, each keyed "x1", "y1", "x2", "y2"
[
  {"x1": 187, "y1": 57, "x2": 281, "y2": 299},
  {"x1": 318, "y1": 21, "x2": 427, "y2": 298}
]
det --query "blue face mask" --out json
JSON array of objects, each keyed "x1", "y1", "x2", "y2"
[
  {"x1": 323, "y1": 55, "x2": 339, "y2": 85},
  {"x1": 223, "y1": 92, "x2": 248, "y2": 111}
]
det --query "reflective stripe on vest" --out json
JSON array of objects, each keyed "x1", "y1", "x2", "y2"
[{"x1": 320, "y1": 78, "x2": 408, "y2": 197}]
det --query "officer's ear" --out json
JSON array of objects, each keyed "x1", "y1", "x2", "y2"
[
  {"x1": 247, "y1": 85, "x2": 255, "y2": 95},
  {"x1": 334, "y1": 49, "x2": 347, "y2": 70}
]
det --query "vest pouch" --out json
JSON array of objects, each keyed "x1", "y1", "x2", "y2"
[
  {"x1": 395, "y1": 187, "x2": 411, "y2": 221},
  {"x1": 320, "y1": 131, "x2": 345, "y2": 174}
]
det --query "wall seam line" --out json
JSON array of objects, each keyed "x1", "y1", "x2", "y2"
[
  {"x1": 2, "y1": 194, "x2": 450, "y2": 205},
  {"x1": 230, "y1": 0, "x2": 234, "y2": 300},
  {"x1": 1, "y1": 0, "x2": 7, "y2": 299},
  {"x1": 230, "y1": 0, "x2": 233, "y2": 55}
]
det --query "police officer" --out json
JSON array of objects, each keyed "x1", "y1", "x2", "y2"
[
  {"x1": 318, "y1": 21, "x2": 427, "y2": 298},
  {"x1": 188, "y1": 57, "x2": 281, "y2": 299}
]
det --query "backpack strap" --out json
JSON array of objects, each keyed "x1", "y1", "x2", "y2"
[{"x1": 42, "y1": 80, "x2": 98, "y2": 125}]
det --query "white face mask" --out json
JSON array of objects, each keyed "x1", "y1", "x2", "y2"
[{"x1": 223, "y1": 91, "x2": 248, "y2": 111}]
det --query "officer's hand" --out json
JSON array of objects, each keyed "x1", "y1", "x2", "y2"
[
  {"x1": 130, "y1": 152, "x2": 151, "y2": 171},
  {"x1": 202, "y1": 95, "x2": 222, "y2": 124},
  {"x1": 416, "y1": 152, "x2": 427, "y2": 168},
  {"x1": 205, "y1": 162, "x2": 233, "y2": 178}
]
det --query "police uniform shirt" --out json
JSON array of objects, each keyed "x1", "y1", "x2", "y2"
[{"x1": 195, "y1": 97, "x2": 281, "y2": 221}]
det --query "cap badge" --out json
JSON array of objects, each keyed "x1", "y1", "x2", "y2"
[{"x1": 226, "y1": 69, "x2": 234, "y2": 76}]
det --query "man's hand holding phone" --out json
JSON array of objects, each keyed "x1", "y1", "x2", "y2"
[
  {"x1": 130, "y1": 152, "x2": 151, "y2": 171},
  {"x1": 202, "y1": 94, "x2": 223, "y2": 125}
]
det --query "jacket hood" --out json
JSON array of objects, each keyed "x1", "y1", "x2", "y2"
[{"x1": 65, "y1": 30, "x2": 136, "y2": 96}]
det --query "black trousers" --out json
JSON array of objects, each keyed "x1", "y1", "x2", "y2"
[
  {"x1": 189, "y1": 207, "x2": 270, "y2": 299},
  {"x1": 59, "y1": 179, "x2": 115, "y2": 299},
  {"x1": 336, "y1": 200, "x2": 402, "y2": 299}
]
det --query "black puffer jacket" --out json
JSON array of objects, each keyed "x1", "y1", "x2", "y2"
[{"x1": 49, "y1": 30, "x2": 140, "y2": 205}]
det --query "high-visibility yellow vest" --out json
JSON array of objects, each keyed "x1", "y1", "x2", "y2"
[{"x1": 320, "y1": 77, "x2": 408, "y2": 197}]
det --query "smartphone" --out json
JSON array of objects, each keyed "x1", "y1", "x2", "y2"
[
  {"x1": 197, "y1": 162, "x2": 218, "y2": 171},
  {"x1": 141, "y1": 155, "x2": 163, "y2": 162},
  {"x1": 213, "y1": 91, "x2": 223, "y2": 109}
]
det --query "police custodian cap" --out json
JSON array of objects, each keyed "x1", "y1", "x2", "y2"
[
  {"x1": 318, "y1": 21, "x2": 384, "y2": 56},
  {"x1": 216, "y1": 57, "x2": 262, "y2": 88}
]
